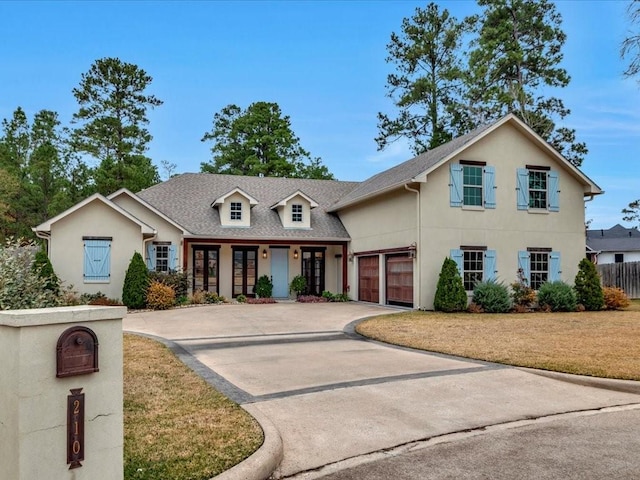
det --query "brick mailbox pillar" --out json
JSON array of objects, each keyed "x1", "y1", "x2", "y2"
[{"x1": 0, "y1": 306, "x2": 126, "y2": 480}]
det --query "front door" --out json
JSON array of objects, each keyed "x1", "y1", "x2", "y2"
[
  {"x1": 233, "y1": 247, "x2": 258, "y2": 297},
  {"x1": 302, "y1": 248, "x2": 325, "y2": 296},
  {"x1": 193, "y1": 246, "x2": 219, "y2": 293},
  {"x1": 270, "y1": 248, "x2": 289, "y2": 298}
]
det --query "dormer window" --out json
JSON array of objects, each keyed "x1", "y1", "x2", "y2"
[
  {"x1": 292, "y1": 204, "x2": 303, "y2": 222},
  {"x1": 230, "y1": 202, "x2": 242, "y2": 221}
]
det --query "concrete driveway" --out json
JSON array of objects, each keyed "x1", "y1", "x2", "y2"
[{"x1": 124, "y1": 303, "x2": 640, "y2": 478}]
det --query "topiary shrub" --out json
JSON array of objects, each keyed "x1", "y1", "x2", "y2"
[
  {"x1": 33, "y1": 249, "x2": 60, "y2": 294},
  {"x1": 433, "y1": 257, "x2": 467, "y2": 312},
  {"x1": 472, "y1": 280, "x2": 511, "y2": 313},
  {"x1": 122, "y1": 252, "x2": 149, "y2": 309},
  {"x1": 146, "y1": 280, "x2": 176, "y2": 310},
  {"x1": 290, "y1": 275, "x2": 307, "y2": 297},
  {"x1": 574, "y1": 258, "x2": 604, "y2": 311},
  {"x1": 537, "y1": 281, "x2": 577, "y2": 312},
  {"x1": 603, "y1": 286, "x2": 631, "y2": 310},
  {"x1": 255, "y1": 275, "x2": 273, "y2": 298}
]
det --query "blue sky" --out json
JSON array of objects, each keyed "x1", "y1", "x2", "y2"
[{"x1": 1, "y1": 0, "x2": 638, "y2": 229}]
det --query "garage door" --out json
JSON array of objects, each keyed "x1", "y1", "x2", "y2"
[
  {"x1": 358, "y1": 255, "x2": 379, "y2": 303},
  {"x1": 386, "y1": 254, "x2": 413, "y2": 307}
]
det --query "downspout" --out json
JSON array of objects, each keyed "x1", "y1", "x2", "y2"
[
  {"x1": 404, "y1": 184, "x2": 421, "y2": 309},
  {"x1": 33, "y1": 230, "x2": 51, "y2": 255}
]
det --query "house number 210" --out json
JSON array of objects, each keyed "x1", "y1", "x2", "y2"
[{"x1": 67, "y1": 388, "x2": 84, "y2": 469}]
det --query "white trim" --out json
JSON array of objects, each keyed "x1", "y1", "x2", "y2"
[
  {"x1": 270, "y1": 190, "x2": 319, "y2": 209},
  {"x1": 211, "y1": 187, "x2": 259, "y2": 208}
]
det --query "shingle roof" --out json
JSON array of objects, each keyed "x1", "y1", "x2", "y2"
[
  {"x1": 329, "y1": 121, "x2": 496, "y2": 211},
  {"x1": 136, "y1": 173, "x2": 359, "y2": 240},
  {"x1": 586, "y1": 224, "x2": 640, "y2": 252}
]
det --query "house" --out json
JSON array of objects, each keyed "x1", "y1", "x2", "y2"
[
  {"x1": 586, "y1": 224, "x2": 640, "y2": 264},
  {"x1": 33, "y1": 114, "x2": 602, "y2": 309}
]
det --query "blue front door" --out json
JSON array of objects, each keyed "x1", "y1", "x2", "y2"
[{"x1": 271, "y1": 248, "x2": 289, "y2": 298}]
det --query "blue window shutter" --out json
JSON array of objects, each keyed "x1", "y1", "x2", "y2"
[
  {"x1": 516, "y1": 168, "x2": 529, "y2": 210},
  {"x1": 84, "y1": 240, "x2": 110, "y2": 281},
  {"x1": 483, "y1": 166, "x2": 496, "y2": 209},
  {"x1": 550, "y1": 251, "x2": 561, "y2": 281},
  {"x1": 146, "y1": 242, "x2": 155, "y2": 271},
  {"x1": 169, "y1": 245, "x2": 178, "y2": 271},
  {"x1": 518, "y1": 250, "x2": 530, "y2": 286},
  {"x1": 450, "y1": 249, "x2": 463, "y2": 275},
  {"x1": 450, "y1": 164, "x2": 463, "y2": 207},
  {"x1": 484, "y1": 250, "x2": 497, "y2": 281},
  {"x1": 548, "y1": 171, "x2": 560, "y2": 212}
]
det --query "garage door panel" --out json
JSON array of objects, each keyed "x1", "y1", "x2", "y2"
[
  {"x1": 386, "y1": 255, "x2": 413, "y2": 307},
  {"x1": 358, "y1": 256, "x2": 379, "y2": 303}
]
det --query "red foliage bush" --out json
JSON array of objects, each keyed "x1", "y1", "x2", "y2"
[{"x1": 297, "y1": 295, "x2": 329, "y2": 303}]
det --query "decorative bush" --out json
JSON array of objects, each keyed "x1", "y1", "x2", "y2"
[
  {"x1": 511, "y1": 269, "x2": 536, "y2": 310},
  {"x1": 246, "y1": 297, "x2": 277, "y2": 304},
  {"x1": 33, "y1": 249, "x2": 60, "y2": 294},
  {"x1": 0, "y1": 239, "x2": 60, "y2": 310},
  {"x1": 574, "y1": 258, "x2": 604, "y2": 311},
  {"x1": 433, "y1": 257, "x2": 467, "y2": 312},
  {"x1": 85, "y1": 292, "x2": 122, "y2": 306},
  {"x1": 537, "y1": 281, "x2": 577, "y2": 312},
  {"x1": 236, "y1": 294, "x2": 247, "y2": 303},
  {"x1": 332, "y1": 293, "x2": 350, "y2": 302},
  {"x1": 149, "y1": 270, "x2": 189, "y2": 299},
  {"x1": 122, "y1": 252, "x2": 149, "y2": 309},
  {"x1": 289, "y1": 275, "x2": 307, "y2": 297},
  {"x1": 322, "y1": 290, "x2": 335, "y2": 301},
  {"x1": 297, "y1": 295, "x2": 329, "y2": 303},
  {"x1": 146, "y1": 280, "x2": 176, "y2": 310},
  {"x1": 189, "y1": 290, "x2": 206, "y2": 304},
  {"x1": 255, "y1": 275, "x2": 273, "y2": 298},
  {"x1": 472, "y1": 280, "x2": 511, "y2": 313},
  {"x1": 204, "y1": 291, "x2": 221, "y2": 304},
  {"x1": 603, "y1": 286, "x2": 631, "y2": 310}
]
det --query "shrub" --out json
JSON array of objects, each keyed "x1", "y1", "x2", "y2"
[
  {"x1": 433, "y1": 257, "x2": 467, "y2": 312},
  {"x1": 574, "y1": 258, "x2": 604, "y2": 311},
  {"x1": 236, "y1": 294, "x2": 247, "y2": 303},
  {"x1": 86, "y1": 292, "x2": 122, "y2": 306},
  {"x1": 33, "y1": 249, "x2": 60, "y2": 294},
  {"x1": 0, "y1": 239, "x2": 60, "y2": 310},
  {"x1": 122, "y1": 252, "x2": 149, "y2": 309},
  {"x1": 511, "y1": 269, "x2": 536, "y2": 310},
  {"x1": 537, "y1": 281, "x2": 577, "y2": 312},
  {"x1": 149, "y1": 270, "x2": 189, "y2": 299},
  {"x1": 255, "y1": 275, "x2": 273, "y2": 298},
  {"x1": 321, "y1": 290, "x2": 335, "y2": 301},
  {"x1": 146, "y1": 280, "x2": 176, "y2": 310},
  {"x1": 297, "y1": 295, "x2": 329, "y2": 303},
  {"x1": 290, "y1": 275, "x2": 307, "y2": 296},
  {"x1": 472, "y1": 280, "x2": 511, "y2": 313},
  {"x1": 189, "y1": 290, "x2": 206, "y2": 304},
  {"x1": 246, "y1": 297, "x2": 277, "y2": 304},
  {"x1": 204, "y1": 291, "x2": 221, "y2": 304},
  {"x1": 603, "y1": 286, "x2": 630, "y2": 310},
  {"x1": 332, "y1": 293, "x2": 350, "y2": 302}
]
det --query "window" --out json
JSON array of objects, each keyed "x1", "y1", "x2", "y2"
[
  {"x1": 230, "y1": 202, "x2": 242, "y2": 220},
  {"x1": 450, "y1": 162, "x2": 495, "y2": 209},
  {"x1": 292, "y1": 204, "x2": 303, "y2": 222},
  {"x1": 615, "y1": 253, "x2": 624, "y2": 263},
  {"x1": 155, "y1": 244, "x2": 169, "y2": 272},
  {"x1": 146, "y1": 243, "x2": 177, "y2": 272},
  {"x1": 518, "y1": 249, "x2": 561, "y2": 290},
  {"x1": 516, "y1": 167, "x2": 559, "y2": 212},
  {"x1": 450, "y1": 248, "x2": 496, "y2": 291},
  {"x1": 83, "y1": 237, "x2": 111, "y2": 282}
]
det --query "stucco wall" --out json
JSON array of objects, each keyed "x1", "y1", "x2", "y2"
[
  {"x1": 277, "y1": 195, "x2": 312, "y2": 229},
  {"x1": 218, "y1": 192, "x2": 252, "y2": 227},
  {"x1": 50, "y1": 199, "x2": 144, "y2": 300}
]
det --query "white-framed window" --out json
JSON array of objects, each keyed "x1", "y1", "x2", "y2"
[
  {"x1": 516, "y1": 167, "x2": 559, "y2": 212},
  {"x1": 463, "y1": 165, "x2": 483, "y2": 207},
  {"x1": 230, "y1": 202, "x2": 242, "y2": 220},
  {"x1": 451, "y1": 248, "x2": 496, "y2": 291},
  {"x1": 292, "y1": 204, "x2": 303, "y2": 222},
  {"x1": 155, "y1": 244, "x2": 169, "y2": 272},
  {"x1": 146, "y1": 242, "x2": 178, "y2": 273},
  {"x1": 450, "y1": 162, "x2": 496, "y2": 209},
  {"x1": 529, "y1": 251, "x2": 549, "y2": 290},
  {"x1": 518, "y1": 249, "x2": 561, "y2": 290}
]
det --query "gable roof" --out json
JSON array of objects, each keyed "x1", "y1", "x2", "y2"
[
  {"x1": 211, "y1": 187, "x2": 259, "y2": 208},
  {"x1": 270, "y1": 190, "x2": 319, "y2": 209},
  {"x1": 33, "y1": 193, "x2": 156, "y2": 235},
  {"x1": 586, "y1": 224, "x2": 640, "y2": 252},
  {"x1": 136, "y1": 174, "x2": 359, "y2": 241},
  {"x1": 329, "y1": 113, "x2": 602, "y2": 211}
]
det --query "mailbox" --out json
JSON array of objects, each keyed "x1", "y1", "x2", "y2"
[{"x1": 56, "y1": 326, "x2": 99, "y2": 377}]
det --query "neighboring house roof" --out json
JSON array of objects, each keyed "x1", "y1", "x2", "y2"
[
  {"x1": 32, "y1": 193, "x2": 156, "y2": 235},
  {"x1": 135, "y1": 173, "x2": 359, "y2": 241},
  {"x1": 586, "y1": 224, "x2": 640, "y2": 252},
  {"x1": 329, "y1": 113, "x2": 603, "y2": 211}
]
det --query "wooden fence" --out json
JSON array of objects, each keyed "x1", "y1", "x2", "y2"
[{"x1": 596, "y1": 261, "x2": 640, "y2": 299}]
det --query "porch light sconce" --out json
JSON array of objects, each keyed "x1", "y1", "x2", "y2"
[
  {"x1": 262, "y1": 249, "x2": 268, "y2": 259},
  {"x1": 348, "y1": 251, "x2": 354, "y2": 262},
  {"x1": 293, "y1": 249, "x2": 299, "y2": 259},
  {"x1": 408, "y1": 242, "x2": 417, "y2": 259}
]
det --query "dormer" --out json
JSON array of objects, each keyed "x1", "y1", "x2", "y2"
[
  {"x1": 211, "y1": 187, "x2": 259, "y2": 227},
  {"x1": 270, "y1": 190, "x2": 318, "y2": 229}
]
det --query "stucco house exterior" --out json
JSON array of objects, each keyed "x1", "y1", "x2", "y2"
[
  {"x1": 586, "y1": 224, "x2": 640, "y2": 264},
  {"x1": 33, "y1": 114, "x2": 602, "y2": 309}
]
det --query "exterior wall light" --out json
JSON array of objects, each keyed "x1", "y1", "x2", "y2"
[
  {"x1": 262, "y1": 249, "x2": 267, "y2": 259},
  {"x1": 293, "y1": 249, "x2": 299, "y2": 259}
]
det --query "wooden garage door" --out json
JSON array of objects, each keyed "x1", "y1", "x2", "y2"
[
  {"x1": 386, "y1": 254, "x2": 413, "y2": 307},
  {"x1": 358, "y1": 255, "x2": 379, "y2": 303}
]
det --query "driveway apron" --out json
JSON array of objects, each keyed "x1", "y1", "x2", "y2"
[{"x1": 124, "y1": 303, "x2": 640, "y2": 478}]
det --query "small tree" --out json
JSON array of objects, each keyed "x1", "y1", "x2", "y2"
[
  {"x1": 254, "y1": 275, "x2": 273, "y2": 298},
  {"x1": 433, "y1": 257, "x2": 467, "y2": 312},
  {"x1": 33, "y1": 249, "x2": 60, "y2": 294},
  {"x1": 122, "y1": 252, "x2": 149, "y2": 309},
  {"x1": 289, "y1": 275, "x2": 307, "y2": 297},
  {"x1": 574, "y1": 258, "x2": 604, "y2": 311}
]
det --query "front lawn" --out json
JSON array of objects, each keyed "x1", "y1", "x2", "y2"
[
  {"x1": 124, "y1": 334, "x2": 263, "y2": 480},
  {"x1": 356, "y1": 307, "x2": 640, "y2": 380}
]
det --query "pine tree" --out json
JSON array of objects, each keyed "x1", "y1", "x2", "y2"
[
  {"x1": 574, "y1": 258, "x2": 604, "y2": 311},
  {"x1": 433, "y1": 257, "x2": 468, "y2": 312},
  {"x1": 122, "y1": 252, "x2": 149, "y2": 309}
]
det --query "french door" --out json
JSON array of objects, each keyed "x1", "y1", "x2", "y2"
[
  {"x1": 193, "y1": 246, "x2": 219, "y2": 293},
  {"x1": 302, "y1": 247, "x2": 325, "y2": 296},
  {"x1": 233, "y1": 247, "x2": 258, "y2": 297}
]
